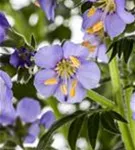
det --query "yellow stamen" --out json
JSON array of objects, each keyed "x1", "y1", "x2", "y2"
[
  {"x1": 86, "y1": 28, "x2": 94, "y2": 34},
  {"x1": 87, "y1": 7, "x2": 96, "y2": 17},
  {"x1": 82, "y1": 41, "x2": 96, "y2": 52},
  {"x1": 70, "y1": 56, "x2": 80, "y2": 68},
  {"x1": 44, "y1": 78, "x2": 57, "y2": 85},
  {"x1": 70, "y1": 88, "x2": 75, "y2": 97},
  {"x1": 93, "y1": 21, "x2": 103, "y2": 33},
  {"x1": 90, "y1": 46, "x2": 96, "y2": 52},
  {"x1": 86, "y1": 21, "x2": 103, "y2": 34},
  {"x1": 60, "y1": 84, "x2": 67, "y2": 95},
  {"x1": 70, "y1": 80, "x2": 77, "y2": 97}
]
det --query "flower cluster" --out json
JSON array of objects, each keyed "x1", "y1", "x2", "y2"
[
  {"x1": 82, "y1": 33, "x2": 108, "y2": 63},
  {"x1": 0, "y1": 70, "x2": 55, "y2": 144},
  {"x1": 82, "y1": 0, "x2": 135, "y2": 63},
  {"x1": 16, "y1": 97, "x2": 55, "y2": 143},
  {"x1": 0, "y1": 12, "x2": 34, "y2": 69},
  {"x1": 83, "y1": 0, "x2": 134, "y2": 38}
]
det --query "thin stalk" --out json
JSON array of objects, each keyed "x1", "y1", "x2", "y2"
[
  {"x1": 87, "y1": 90, "x2": 115, "y2": 108},
  {"x1": 109, "y1": 57, "x2": 135, "y2": 150},
  {"x1": 46, "y1": 97, "x2": 61, "y2": 118},
  {"x1": 124, "y1": 86, "x2": 135, "y2": 145},
  {"x1": 120, "y1": 61, "x2": 135, "y2": 144}
]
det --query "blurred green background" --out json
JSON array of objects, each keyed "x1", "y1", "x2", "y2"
[
  {"x1": 1, "y1": 0, "x2": 135, "y2": 150},
  {"x1": 0, "y1": 0, "x2": 81, "y2": 44}
]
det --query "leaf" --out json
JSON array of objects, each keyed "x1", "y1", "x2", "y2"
[
  {"x1": 31, "y1": 34, "x2": 36, "y2": 48},
  {"x1": 0, "y1": 29, "x2": 34, "y2": 50},
  {"x1": 13, "y1": 78, "x2": 37, "y2": 99},
  {"x1": 0, "y1": 39, "x2": 24, "y2": 48},
  {"x1": 68, "y1": 115, "x2": 85, "y2": 150},
  {"x1": 117, "y1": 41, "x2": 122, "y2": 58},
  {"x1": 3, "y1": 29, "x2": 25, "y2": 48},
  {"x1": 109, "y1": 111, "x2": 127, "y2": 123},
  {"x1": 107, "y1": 36, "x2": 135, "y2": 63},
  {"x1": 0, "y1": 54, "x2": 10, "y2": 64},
  {"x1": 0, "y1": 65, "x2": 16, "y2": 77},
  {"x1": 17, "y1": 68, "x2": 31, "y2": 83},
  {"x1": 123, "y1": 39, "x2": 134, "y2": 63},
  {"x1": 101, "y1": 112, "x2": 119, "y2": 134},
  {"x1": 109, "y1": 44, "x2": 118, "y2": 62},
  {"x1": 0, "y1": 131, "x2": 8, "y2": 144},
  {"x1": 3, "y1": 140, "x2": 17, "y2": 149},
  {"x1": 87, "y1": 113, "x2": 100, "y2": 149},
  {"x1": 126, "y1": 22, "x2": 135, "y2": 33},
  {"x1": 37, "y1": 111, "x2": 85, "y2": 150}
]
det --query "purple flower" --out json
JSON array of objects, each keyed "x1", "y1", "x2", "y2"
[
  {"x1": 0, "y1": 82, "x2": 55, "y2": 143},
  {"x1": 82, "y1": 33, "x2": 108, "y2": 63},
  {"x1": 0, "y1": 12, "x2": 10, "y2": 43},
  {"x1": 18, "y1": 98, "x2": 41, "y2": 143},
  {"x1": 40, "y1": 111, "x2": 55, "y2": 128},
  {"x1": 0, "y1": 94, "x2": 55, "y2": 143},
  {"x1": 34, "y1": 41, "x2": 100, "y2": 103},
  {"x1": 0, "y1": 70, "x2": 16, "y2": 125},
  {"x1": 38, "y1": 0, "x2": 56, "y2": 21},
  {"x1": 82, "y1": 0, "x2": 135, "y2": 38},
  {"x1": 10, "y1": 48, "x2": 34, "y2": 68},
  {"x1": 17, "y1": 97, "x2": 41, "y2": 123},
  {"x1": 24, "y1": 122, "x2": 40, "y2": 143},
  {"x1": 16, "y1": 97, "x2": 55, "y2": 143},
  {"x1": 24, "y1": 111, "x2": 55, "y2": 143}
]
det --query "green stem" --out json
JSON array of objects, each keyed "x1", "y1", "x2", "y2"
[
  {"x1": 87, "y1": 90, "x2": 115, "y2": 108},
  {"x1": 125, "y1": 86, "x2": 135, "y2": 145},
  {"x1": 46, "y1": 97, "x2": 61, "y2": 118},
  {"x1": 109, "y1": 57, "x2": 134, "y2": 150},
  {"x1": 121, "y1": 61, "x2": 135, "y2": 144}
]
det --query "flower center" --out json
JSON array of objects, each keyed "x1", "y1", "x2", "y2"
[
  {"x1": 95, "y1": 0, "x2": 116, "y2": 13},
  {"x1": 44, "y1": 57, "x2": 80, "y2": 99},
  {"x1": 55, "y1": 57, "x2": 80, "y2": 78},
  {"x1": 19, "y1": 52, "x2": 29, "y2": 61}
]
